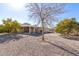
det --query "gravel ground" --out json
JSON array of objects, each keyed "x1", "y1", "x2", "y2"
[{"x1": 0, "y1": 33, "x2": 79, "y2": 56}]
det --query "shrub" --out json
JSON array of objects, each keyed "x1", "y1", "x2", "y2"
[
  {"x1": 55, "y1": 18, "x2": 79, "y2": 35},
  {"x1": 2, "y1": 18, "x2": 21, "y2": 33}
]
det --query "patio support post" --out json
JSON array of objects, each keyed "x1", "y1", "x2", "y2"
[
  {"x1": 29, "y1": 26, "x2": 31, "y2": 34},
  {"x1": 33, "y1": 27, "x2": 35, "y2": 33}
]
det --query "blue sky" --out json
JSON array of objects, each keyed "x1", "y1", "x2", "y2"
[
  {"x1": 59, "y1": 3, "x2": 79, "y2": 21},
  {"x1": 0, "y1": 3, "x2": 79, "y2": 25}
]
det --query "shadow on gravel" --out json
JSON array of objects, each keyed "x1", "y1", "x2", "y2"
[
  {"x1": 61, "y1": 35, "x2": 79, "y2": 41},
  {"x1": 0, "y1": 33, "x2": 23, "y2": 43},
  {"x1": 44, "y1": 40, "x2": 79, "y2": 56},
  {"x1": 0, "y1": 32, "x2": 49, "y2": 43},
  {"x1": 20, "y1": 32, "x2": 52, "y2": 37},
  {"x1": 20, "y1": 32, "x2": 42, "y2": 36},
  {"x1": 0, "y1": 32, "x2": 42, "y2": 43}
]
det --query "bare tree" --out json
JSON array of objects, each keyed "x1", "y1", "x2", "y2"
[{"x1": 26, "y1": 3, "x2": 65, "y2": 41}]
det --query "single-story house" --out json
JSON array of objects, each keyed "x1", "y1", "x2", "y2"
[{"x1": 21, "y1": 23, "x2": 54, "y2": 34}]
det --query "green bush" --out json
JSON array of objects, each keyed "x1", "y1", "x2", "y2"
[
  {"x1": 0, "y1": 25, "x2": 5, "y2": 33},
  {"x1": 55, "y1": 18, "x2": 79, "y2": 35},
  {"x1": 1, "y1": 18, "x2": 22, "y2": 33}
]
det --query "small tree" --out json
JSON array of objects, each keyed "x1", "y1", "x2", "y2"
[
  {"x1": 73, "y1": 20, "x2": 79, "y2": 35},
  {"x1": 26, "y1": 3, "x2": 65, "y2": 41},
  {"x1": 0, "y1": 25, "x2": 5, "y2": 33},
  {"x1": 55, "y1": 18, "x2": 79, "y2": 35},
  {"x1": 3, "y1": 18, "x2": 21, "y2": 33}
]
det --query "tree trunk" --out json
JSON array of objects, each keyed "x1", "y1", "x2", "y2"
[
  {"x1": 41, "y1": 20, "x2": 45, "y2": 41},
  {"x1": 42, "y1": 28, "x2": 44, "y2": 41}
]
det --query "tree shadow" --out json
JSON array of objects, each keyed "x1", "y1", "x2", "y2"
[
  {"x1": 0, "y1": 32, "x2": 52, "y2": 43},
  {"x1": 61, "y1": 35, "x2": 79, "y2": 41},
  {"x1": 20, "y1": 32, "x2": 42, "y2": 37},
  {"x1": 0, "y1": 33, "x2": 23, "y2": 43},
  {"x1": 44, "y1": 40, "x2": 79, "y2": 56},
  {"x1": 20, "y1": 32, "x2": 53, "y2": 37}
]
